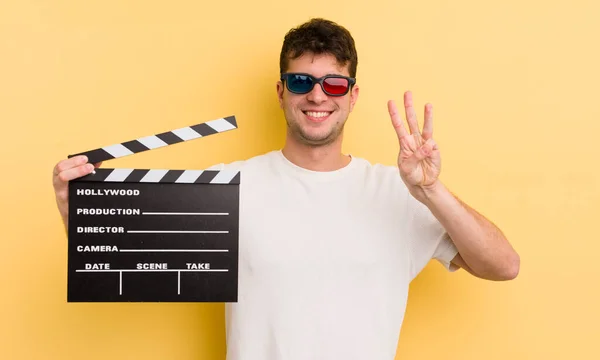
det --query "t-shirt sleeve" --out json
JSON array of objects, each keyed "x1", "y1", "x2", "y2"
[{"x1": 404, "y1": 190, "x2": 459, "y2": 281}]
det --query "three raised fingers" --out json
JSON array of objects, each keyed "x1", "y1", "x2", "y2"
[{"x1": 390, "y1": 92, "x2": 434, "y2": 140}]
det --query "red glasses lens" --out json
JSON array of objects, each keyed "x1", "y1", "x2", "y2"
[{"x1": 322, "y1": 77, "x2": 349, "y2": 95}]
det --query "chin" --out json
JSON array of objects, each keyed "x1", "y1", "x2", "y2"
[
  {"x1": 296, "y1": 128, "x2": 341, "y2": 147},
  {"x1": 285, "y1": 113, "x2": 345, "y2": 146}
]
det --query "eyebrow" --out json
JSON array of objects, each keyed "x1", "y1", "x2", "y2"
[{"x1": 287, "y1": 72, "x2": 350, "y2": 78}]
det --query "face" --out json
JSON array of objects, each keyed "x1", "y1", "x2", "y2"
[{"x1": 277, "y1": 53, "x2": 359, "y2": 147}]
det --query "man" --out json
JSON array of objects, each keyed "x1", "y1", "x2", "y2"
[{"x1": 53, "y1": 18, "x2": 519, "y2": 360}]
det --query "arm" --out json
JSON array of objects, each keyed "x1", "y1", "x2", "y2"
[
  {"x1": 388, "y1": 91, "x2": 519, "y2": 281},
  {"x1": 417, "y1": 181, "x2": 519, "y2": 281}
]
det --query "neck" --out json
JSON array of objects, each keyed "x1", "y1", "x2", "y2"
[{"x1": 282, "y1": 133, "x2": 351, "y2": 172}]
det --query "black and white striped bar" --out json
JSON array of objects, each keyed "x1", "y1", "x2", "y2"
[
  {"x1": 67, "y1": 114, "x2": 239, "y2": 302},
  {"x1": 69, "y1": 115, "x2": 237, "y2": 164},
  {"x1": 75, "y1": 168, "x2": 240, "y2": 184}
]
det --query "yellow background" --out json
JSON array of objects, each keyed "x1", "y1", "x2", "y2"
[{"x1": 1, "y1": 0, "x2": 598, "y2": 359}]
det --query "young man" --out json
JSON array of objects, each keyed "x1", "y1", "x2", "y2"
[{"x1": 53, "y1": 18, "x2": 519, "y2": 360}]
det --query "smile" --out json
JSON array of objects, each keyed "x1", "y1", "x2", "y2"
[
  {"x1": 302, "y1": 111, "x2": 333, "y2": 122},
  {"x1": 304, "y1": 111, "x2": 331, "y2": 118}
]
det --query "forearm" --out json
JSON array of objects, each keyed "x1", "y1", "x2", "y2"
[
  {"x1": 62, "y1": 214, "x2": 68, "y2": 234},
  {"x1": 414, "y1": 181, "x2": 520, "y2": 280},
  {"x1": 54, "y1": 196, "x2": 69, "y2": 234}
]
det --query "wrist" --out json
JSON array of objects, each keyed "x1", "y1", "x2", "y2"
[{"x1": 410, "y1": 180, "x2": 447, "y2": 207}]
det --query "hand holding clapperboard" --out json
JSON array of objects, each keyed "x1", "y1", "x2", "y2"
[{"x1": 63, "y1": 116, "x2": 239, "y2": 302}]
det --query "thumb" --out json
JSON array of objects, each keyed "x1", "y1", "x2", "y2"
[{"x1": 404, "y1": 138, "x2": 435, "y2": 168}]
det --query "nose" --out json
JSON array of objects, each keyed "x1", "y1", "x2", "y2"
[{"x1": 306, "y1": 82, "x2": 327, "y2": 104}]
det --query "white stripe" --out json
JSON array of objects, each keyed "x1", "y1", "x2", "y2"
[
  {"x1": 140, "y1": 169, "x2": 169, "y2": 183},
  {"x1": 119, "y1": 249, "x2": 229, "y2": 252},
  {"x1": 102, "y1": 144, "x2": 134, "y2": 158},
  {"x1": 206, "y1": 118, "x2": 236, "y2": 132},
  {"x1": 76, "y1": 269, "x2": 228, "y2": 272},
  {"x1": 210, "y1": 170, "x2": 239, "y2": 184},
  {"x1": 172, "y1": 127, "x2": 202, "y2": 141},
  {"x1": 136, "y1": 135, "x2": 168, "y2": 149},
  {"x1": 175, "y1": 170, "x2": 204, "y2": 183},
  {"x1": 105, "y1": 169, "x2": 134, "y2": 182},
  {"x1": 127, "y1": 230, "x2": 228, "y2": 233},
  {"x1": 142, "y1": 212, "x2": 228, "y2": 215}
]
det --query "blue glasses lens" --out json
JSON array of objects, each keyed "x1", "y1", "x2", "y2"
[{"x1": 287, "y1": 75, "x2": 314, "y2": 93}]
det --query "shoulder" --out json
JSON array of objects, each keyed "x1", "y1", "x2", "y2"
[
  {"x1": 343, "y1": 155, "x2": 413, "y2": 206},
  {"x1": 350, "y1": 156, "x2": 405, "y2": 187},
  {"x1": 206, "y1": 150, "x2": 280, "y2": 172}
]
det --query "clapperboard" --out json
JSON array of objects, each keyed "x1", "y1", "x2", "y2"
[{"x1": 67, "y1": 116, "x2": 239, "y2": 302}]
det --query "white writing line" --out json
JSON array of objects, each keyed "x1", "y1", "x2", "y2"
[
  {"x1": 119, "y1": 271, "x2": 122, "y2": 295},
  {"x1": 178, "y1": 271, "x2": 181, "y2": 295},
  {"x1": 126, "y1": 230, "x2": 229, "y2": 234},
  {"x1": 142, "y1": 212, "x2": 229, "y2": 216},
  {"x1": 76, "y1": 269, "x2": 228, "y2": 273},
  {"x1": 119, "y1": 249, "x2": 228, "y2": 253}
]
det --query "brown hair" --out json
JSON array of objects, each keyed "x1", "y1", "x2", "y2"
[{"x1": 279, "y1": 18, "x2": 358, "y2": 78}]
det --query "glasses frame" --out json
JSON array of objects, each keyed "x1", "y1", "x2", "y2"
[{"x1": 280, "y1": 72, "x2": 356, "y2": 97}]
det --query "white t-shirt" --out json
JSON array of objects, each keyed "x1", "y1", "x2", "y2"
[{"x1": 210, "y1": 150, "x2": 458, "y2": 360}]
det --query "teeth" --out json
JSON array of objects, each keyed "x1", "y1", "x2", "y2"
[{"x1": 305, "y1": 111, "x2": 330, "y2": 118}]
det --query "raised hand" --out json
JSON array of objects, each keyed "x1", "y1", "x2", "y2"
[{"x1": 388, "y1": 91, "x2": 441, "y2": 196}]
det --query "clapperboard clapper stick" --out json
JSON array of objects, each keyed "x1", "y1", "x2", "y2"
[{"x1": 67, "y1": 115, "x2": 240, "y2": 302}]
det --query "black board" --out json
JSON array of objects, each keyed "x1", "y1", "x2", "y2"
[{"x1": 67, "y1": 170, "x2": 239, "y2": 302}]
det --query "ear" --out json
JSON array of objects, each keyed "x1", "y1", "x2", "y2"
[
  {"x1": 349, "y1": 84, "x2": 360, "y2": 112},
  {"x1": 276, "y1": 81, "x2": 284, "y2": 109}
]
